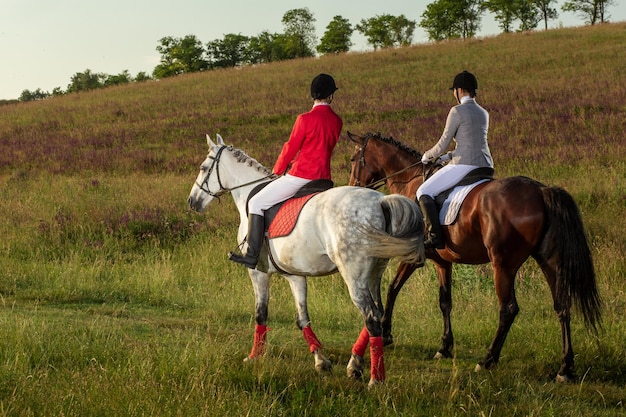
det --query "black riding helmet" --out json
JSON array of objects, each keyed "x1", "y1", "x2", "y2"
[
  {"x1": 311, "y1": 73, "x2": 338, "y2": 99},
  {"x1": 450, "y1": 71, "x2": 478, "y2": 93}
]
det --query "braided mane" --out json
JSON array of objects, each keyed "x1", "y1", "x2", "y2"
[{"x1": 230, "y1": 146, "x2": 273, "y2": 175}]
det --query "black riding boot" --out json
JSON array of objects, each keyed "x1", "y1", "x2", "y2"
[
  {"x1": 418, "y1": 195, "x2": 445, "y2": 249},
  {"x1": 228, "y1": 214, "x2": 265, "y2": 268}
]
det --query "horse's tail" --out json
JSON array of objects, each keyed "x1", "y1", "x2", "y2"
[
  {"x1": 360, "y1": 194, "x2": 425, "y2": 265},
  {"x1": 541, "y1": 186, "x2": 602, "y2": 331}
]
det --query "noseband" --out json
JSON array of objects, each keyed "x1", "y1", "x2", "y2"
[{"x1": 195, "y1": 145, "x2": 273, "y2": 202}]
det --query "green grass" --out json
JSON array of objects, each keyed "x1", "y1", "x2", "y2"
[{"x1": 0, "y1": 23, "x2": 625, "y2": 416}]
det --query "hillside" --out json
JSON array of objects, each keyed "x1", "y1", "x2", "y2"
[{"x1": 1, "y1": 23, "x2": 624, "y2": 179}]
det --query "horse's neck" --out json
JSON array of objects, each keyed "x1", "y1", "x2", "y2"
[
  {"x1": 377, "y1": 145, "x2": 423, "y2": 196},
  {"x1": 221, "y1": 152, "x2": 269, "y2": 214}
]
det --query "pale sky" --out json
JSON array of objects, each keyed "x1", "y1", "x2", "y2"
[{"x1": 1, "y1": 0, "x2": 623, "y2": 100}]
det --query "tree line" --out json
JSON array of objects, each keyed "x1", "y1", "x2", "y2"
[{"x1": 13, "y1": 0, "x2": 617, "y2": 103}]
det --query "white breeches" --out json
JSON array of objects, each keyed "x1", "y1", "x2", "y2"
[
  {"x1": 248, "y1": 174, "x2": 311, "y2": 215},
  {"x1": 416, "y1": 164, "x2": 478, "y2": 198}
]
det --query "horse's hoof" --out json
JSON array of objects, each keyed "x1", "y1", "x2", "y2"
[
  {"x1": 434, "y1": 349, "x2": 452, "y2": 359},
  {"x1": 368, "y1": 378, "x2": 385, "y2": 389},
  {"x1": 474, "y1": 363, "x2": 484, "y2": 373},
  {"x1": 383, "y1": 335, "x2": 394, "y2": 346},
  {"x1": 347, "y1": 354, "x2": 365, "y2": 380},
  {"x1": 555, "y1": 373, "x2": 571, "y2": 383},
  {"x1": 315, "y1": 358, "x2": 333, "y2": 373}
]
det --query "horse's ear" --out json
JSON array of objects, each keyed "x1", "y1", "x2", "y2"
[
  {"x1": 216, "y1": 134, "x2": 225, "y2": 146},
  {"x1": 347, "y1": 131, "x2": 362, "y2": 144},
  {"x1": 206, "y1": 134, "x2": 215, "y2": 148}
]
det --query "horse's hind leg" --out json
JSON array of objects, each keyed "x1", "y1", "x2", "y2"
[
  {"x1": 381, "y1": 262, "x2": 419, "y2": 346},
  {"x1": 285, "y1": 274, "x2": 332, "y2": 372},
  {"x1": 351, "y1": 296, "x2": 386, "y2": 385},
  {"x1": 536, "y1": 257, "x2": 574, "y2": 382}
]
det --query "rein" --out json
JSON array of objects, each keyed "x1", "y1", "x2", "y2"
[{"x1": 195, "y1": 145, "x2": 274, "y2": 202}]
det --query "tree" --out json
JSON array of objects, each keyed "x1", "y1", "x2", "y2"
[
  {"x1": 356, "y1": 14, "x2": 417, "y2": 49},
  {"x1": 206, "y1": 33, "x2": 251, "y2": 68},
  {"x1": 246, "y1": 31, "x2": 293, "y2": 64},
  {"x1": 66, "y1": 69, "x2": 106, "y2": 93},
  {"x1": 420, "y1": 0, "x2": 483, "y2": 41},
  {"x1": 533, "y1": 0, "x2": 559, "y2": 30},
  {"x1": 281, "y1": 8, "x2": 317, "y2": 58},
  {"x1": 420, "y1": 0, "x2": 463, "y2": 40},
  {"x1": 134, "y1": 72, "x2": 152, "y2": 82},
  {"x1": 317, "y1": 15, "x2": 353, "y2": 54},
  {"x1": 19, "y1": 88, "x2": 50, "y2": 101},
  {"x1": 516, "y1": 0, "x2": 543, "y2": 31},
  {"x1": 152, "y1": 35, "x2": 209, "y2": 78},
  {"x1": 484, "y1": 0, "x2": 519, "y2": 32},
  {"x1": 562, "y1": 0, "x2": 615, "y2": 25},
  {"x1": 456, "y1": 0, "x2": 484, "y2": 38},
  {"x1": 104, "y1": 70, "x2": 132, "y2": 87}
]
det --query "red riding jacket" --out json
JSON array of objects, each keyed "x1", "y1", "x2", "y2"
[{"x1": 273, "y1": 104, "x2": 343, "y2": 180}]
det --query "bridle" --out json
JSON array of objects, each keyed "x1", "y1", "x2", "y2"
[
  {"x1": 351, "y1": 134, "x2": 379, "y2": 188},
  {"x1": 351, "y1": 133, "x2": 425, "y2": 189},
  {"x1": 195, "y1": 145, "x2": 274, "y2": 202}
]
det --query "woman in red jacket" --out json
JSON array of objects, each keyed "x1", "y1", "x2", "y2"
[{"x1": 229, "y1": 73, "x2": 343, "y2": 269}]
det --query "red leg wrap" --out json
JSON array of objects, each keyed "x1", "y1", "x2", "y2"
[
  {"x1": 369, "y1": 336, "x2": 386, "y2": 381},
  {"x1": 249, "y1": 324, "x2": 268, "y2": 358},
  {"x1": 302, "y1": 325, "x2": 323, "y2": 353},
  {"x1": 352, "y1": 326, "x2": 370, "y2": 357}
]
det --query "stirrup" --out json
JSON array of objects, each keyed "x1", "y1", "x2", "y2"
[
  {"x1": 424, "y1": 234, "x2": 444, "y2": 250},
  {"x1": 228, "y1": 251, "x2": 258, "y2": 269}
]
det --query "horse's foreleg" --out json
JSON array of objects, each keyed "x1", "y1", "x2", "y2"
[
  {"x1": 477, "y1": 278, "x2": 519, "y2": 371},
  {"x1": 245, "y1": 324, "x2": 268, "y2": 360},
  {"x1": 435, "y1": 263, "x2": 454, "y2": 359},
  {"x1": 245, "y1": 270, "x2": 271, "y2": 362},
  {"x1": 381, "y1": 262, "x2": 419, "y2": 346}
]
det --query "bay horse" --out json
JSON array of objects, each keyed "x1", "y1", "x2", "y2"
[
  {"x1": 188, "y1": 134, "x2": 426, "y2": 386},
  {"x1": 347, "y1": 131, "x2": 601, "y2": 382}
]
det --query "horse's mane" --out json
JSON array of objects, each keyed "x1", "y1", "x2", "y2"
[
  {"x1": 368, "y1": 132, "x2": 423, "y2": 160},
  {"x1": 229, "y1": 146, "x2": 273, "y2": 175}
]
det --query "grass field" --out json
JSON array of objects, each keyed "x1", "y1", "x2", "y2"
[{"x1": 0, "y1": 23, "x2": 624, "y2": 416}]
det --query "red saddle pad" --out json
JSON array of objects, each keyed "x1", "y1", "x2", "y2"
[{"x1": 267, "y1": 193, "x2": 318, "y2": 239}]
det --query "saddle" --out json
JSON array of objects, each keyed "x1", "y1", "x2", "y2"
[
  {"x1": 433, "y1": 167, "x2": 494, "y2": 206},
  {"x1": 433, "y1": 167, "x2": 494, "y2": 225},
  {"x1": 247, "y1": 179, "x2": 334, "y2": 238}
]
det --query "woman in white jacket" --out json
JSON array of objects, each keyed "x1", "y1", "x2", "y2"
[{"x1": 417, "y1": 71, "x2": 493, "y2": 249}]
